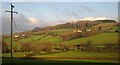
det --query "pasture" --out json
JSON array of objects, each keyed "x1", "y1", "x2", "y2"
[
  {"x1": 2, "y1": 50, "x2": 118, "y2": 63},
  {"x1": 2, "y1": 23, "x2": 119, "y2": 63},
  {"x1": 64, "y1": 32, "x2": 118, "y2": 45}
]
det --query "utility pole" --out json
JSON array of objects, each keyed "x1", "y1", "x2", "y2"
[{"x1": 5, "y1": 3, "x2": 18, "y2": 63}]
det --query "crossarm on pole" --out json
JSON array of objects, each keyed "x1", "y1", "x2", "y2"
[{"x1": 5, "y1": 10, "x2": 18, "y2": 14}]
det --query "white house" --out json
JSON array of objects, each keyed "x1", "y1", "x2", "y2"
[
  {"x1": 14, "y1": 35, "x2": 19, "y2": 38},
  {"x1": 86, "y1": 29, "x2": 91, "y2": 32},
  {"x1": 73, "y1": 30, "x2": 77, "y2": 32},
  {"x1": 73, "y1": 29, "x2": 82, "y2": 33},
  {"x1": 77, "y1": 30, "x2": 82, "y2": 32}
]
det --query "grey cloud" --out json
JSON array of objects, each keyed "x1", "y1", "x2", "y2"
[
  {"x1": 80, "y1": 5, "x2": 95, "y2": 13},
  {"x1": 2, "y1": 4, "x2": 96, "y2": 34},
  {"x1": 2, "y1": 13, "x2": 60, "y2": 34},
  {"x1": 2, "y1": 14, "x2": 36, "y2": 34},
  {"x1": 62, "y1": 10, "x2": 80, "y2": 17},
  {"x1": 53, "y1": 4, "x2": 95, "y2": 18}
]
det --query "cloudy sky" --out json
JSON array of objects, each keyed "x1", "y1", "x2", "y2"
[
  {"x1": 1, "y1": 0, "x2": 119, "y2": 2},
  {"x1": 2, "y1": 2, "x2": 118, "y2": 34}
]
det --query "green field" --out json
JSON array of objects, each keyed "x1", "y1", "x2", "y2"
[
  {"x1": 34, "y1": 51, "x2": 117, "y2": 58},
  {"x1": 3, "y1": 57, "x2": 118, "y2": 63},
  {"x1": 4, "y1": 38, "x2": 12, "y2": 43},
  {"x1": 92, "y1": 23, "x2": 116, "y2": 29},
  {"x1": 19, "y1": 35, "x2": 45, "y2": 42},
  {"x1": 2, "y1": 50, "x2": 118, "y2": 63},
  {"x1": 3, "y1": 32, "x2": 118, "y2": 53},
  {"x1": 50, "y1": 28, "x2": 74, "y2": 34},
  {"x1": 4, "y1": 35, "x2": 63, "y2": 44},
  {"x1": 64, "y1": 32, "x2": 118, "y2": 45},
  {"x1": 34, "y1": 50, "x2": 118, "y2": 62},
  {"x1": 5, "y1": 32, "x2": 118, "y2": 45},
  {"x1": 2, "y1": 23, "x2": 119, "y2": 63},
  {"x1": 38, "y1": 35, "x2": 63, "y2": 43}
]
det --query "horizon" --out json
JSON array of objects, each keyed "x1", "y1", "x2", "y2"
[
  {"x1": 2, "y1": 2, "x2": 118, "y2": 34},
  {"x1": 2, "y1": 19, "x2": 117, "y2": 35}
]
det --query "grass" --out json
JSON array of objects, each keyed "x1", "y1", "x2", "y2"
[
  {"x1": 4, "y1": 38, "x2": 12, "y2": 43},
  {"x1": 3, "y1": 51, "x2": 118, "y2": 59},
  {"x1": 2, "y1": 22, "x2": 119, "y2": 64},
  {"x1": 2, "y1": 50, "x2": 118, "y2": 63},
  {"x1": 64, "y1": 32, "x2": 118, "y2": 45},
  {"x1": 5, "y1": 35, "x2": 63, "y2": 43},
  {"x1": 3, "y1": 57, "x2": 110, "y2": 63},
  {"x1": 92, "y1": 23, "x2": 116, "y2": 29},
  {"x1": 38, "y1": 35, "x2": 63, "y2": 43},
  {"x1": 34, "y1": 50, "x2": 118, "y2": 58},
  {"x1": 3, "y1": 35, "x2": 46, "y2": 43},
  {"x1": 19, "y1": 35, "x2": 63, "y2": 43},
  {"x1": 50, "y1": 28, "x2": 74, "y2": 34},
  {"x1": 2, "y1": 52, "x2": 35, "y2": 58},
  {"x1": 19, "y1": 35, "x2": 45, "y2": 42},
  {"x1": 33, "y1": 50, "x2": 118, "y2": 63}
]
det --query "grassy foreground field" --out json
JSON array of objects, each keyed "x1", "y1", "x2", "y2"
[
  {"x1": 3, "y1": 57, "x2": 114, "y2": 63},
  {"x1": 2, "y1": 50, "x2": 118, "y2": 63},
  {"x1": 33, "y1": 50, "x2": 118, "y2": 63}
]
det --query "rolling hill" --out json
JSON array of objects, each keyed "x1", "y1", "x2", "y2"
[
  {"x1": 64, "y1": 32, "x2": 118, "y2": 45},
  {"x1": 2, "y1": 20, "x2": 119, "y2": 63},
  {"x1": 3, "y1": 20, "x2": 118, "y2": 48}
]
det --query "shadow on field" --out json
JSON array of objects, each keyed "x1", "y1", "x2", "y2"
[{"x1": 2, "y1": 57, "x2": 120, "y2": 65}]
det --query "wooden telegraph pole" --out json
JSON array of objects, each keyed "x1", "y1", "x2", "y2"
[{"x1": 5, "y1": 3, "x2": 18, "y2": 63}]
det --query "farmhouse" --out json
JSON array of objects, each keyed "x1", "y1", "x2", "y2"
[
  {"x1": 73, "y1": 29, "x2": 82, "y2": 33},
  {"x1": 14, "y1": 35, "x2": 19, "y2": 41},
  {"x1": 14, "y1": 35, "x2": 19, "y2": 38}
]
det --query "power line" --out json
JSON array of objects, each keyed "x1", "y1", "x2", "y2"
[
  {"x1": 13, "y1": 20, "x2": 18, "y2": 32},
  {"x1": 5, "y1": 3, "x2": 18, "y2": 64}
]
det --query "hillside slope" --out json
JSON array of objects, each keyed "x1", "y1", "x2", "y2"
[{"x1": 64, "y1": 32, "x2": 118, "y2": 45}]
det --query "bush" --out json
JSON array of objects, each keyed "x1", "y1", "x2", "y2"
[
  {"x1": 21, "y1": 42, "x2": 32, "y2": 52},
  {"x1": 115, "y1": 30, "x2": 119, "y2": 32},
  {"x1": 42, "y1": 42, "x2": 54, "y2": 53},
  {"x1": 20, "y1": 42, "x2": 55, "y2": 53},
  {"x1": 61, "y1": 32, "x2": 83, "y2": 41},
  {"x1": 30, "y1": 43, "x2": 43, "y2": 53},
  {"x1": 2, "y1": 40, "x2": 9, "y2": 53}
]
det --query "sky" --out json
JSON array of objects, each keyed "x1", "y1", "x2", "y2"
[
  {"x1": 1, "y1": 0, "x2": 120, "y2": 2},
  {"x1": 1, "y1": 1, "x2": 119, "y2": 34}
]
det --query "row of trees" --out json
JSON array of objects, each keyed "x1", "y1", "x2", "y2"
[
  {"x1": 2, "y1": 39, "x2": 118, "y2": 54},
  {"x1": 21, "y1": 42, "x2": 54, "y2": 53},
  {"x1": 61, "y1": 32, "x2": 83, "y2": 41},
  {"x1": 2, "y1": 41, "x2": 55, "y2": 53}
]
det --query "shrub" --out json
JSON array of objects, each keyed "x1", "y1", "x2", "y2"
[
  {"x1": 21, "y1": 42, "x2": 32, "y2": 52},
  {"x1": 2, "y1": 40, "x2": 9, "y2": 53},
  {"x1": 30, "y1": 43, "x2": 43, "y2": 53},
  {"x1": 42, "y1": 42, "x2": 54, "y2": 53},
  {"x1": 61, "y1": 32, "x2": 83, "y2": 41}
]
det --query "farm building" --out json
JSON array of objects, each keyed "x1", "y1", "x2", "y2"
[{"x1": 73, "y1": 29, "x2": 82, "y2": 33}]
